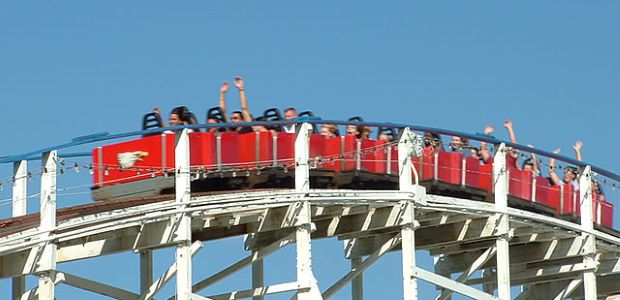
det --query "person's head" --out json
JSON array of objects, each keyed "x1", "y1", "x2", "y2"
[
  {"x1": 284, "y1": 107, "x2": 297, "y2": 120},
  {"x1": 169, "y1": 106, "x2": 190, "y2": 127},
  {"x1": 450, "y1": 136, "x2": 468, "y2": 151},
  {"x1": 320, "y1": 124, "x2": 339, "y2": 138},
  {"x1": 358, "y1": 126, "x2": 371, "y2": 139},
  {"x1": 424, "y1": 132, "x2": 441, "y2": 148},
  {"x1": 207, "y1": 117, "x2": 220, "y2": 133},
  {"x1": 346, "y1": 125, "x2": 359, "y2": 136},
  {"x1": 592, "y1": 181, "x2": 604, "y2": 195},
  {"x1": 522, "y1": 158, "x2": 535, "y2": 172},
  {"x1": 563, "y1": 167, "x2": 578, "y2": 184},
  {"x1": 379, "y1": 134, "x2": 392, "y2": 142},
  {"x1": 230, "y1": 111, "x2": 243, "y2": 123}
]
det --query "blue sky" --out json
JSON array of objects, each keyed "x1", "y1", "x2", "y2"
[{"x1": 1, "y1": 1, "x2": 619, "y2": 299}]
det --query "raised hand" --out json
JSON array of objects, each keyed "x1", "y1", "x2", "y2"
[
  {"x1": 484, "y1": 124, "x2": 495, "y2": 135},
  {"x1": 573, "y1": 140, "x2": 583, "y2": 152},
  {"x1": 503, "y1": 120, "x2": 513, "y2": 129},
  {"x1": 234, "y1": 76, "x2": 245, "y2": 90},
  {"x1": 220, "y1": 82, "x2": 230, "y2": 93}
]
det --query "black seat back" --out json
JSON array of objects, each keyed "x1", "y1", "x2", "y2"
[
  {"x1": 206, "y1": 107, "x2": 228, "y2": 132},
  {"x1": 142, "y1": 112, "x2": 164, "y2": 137},
  {"x1": 348, "y1": 116, "x2": 364, "y2": 122},
  {"x1": 262, "y1": 108, "x2": 283, "y2": 132},
  {"x1": 377, "y1": 127, "x2": 397, "y2": 141},
  {"x1": 207, "y1": 107, "x2": 228, "y2": 123},
  {"x1": 187, "y1": 111, "x2": 200, "y2": 132},
  {"x1": 298, "y1": 111, "x2": 318, "y2": 133},
  {"x1": 298, "y1": 111, "x2": 314, "y2": 117}
]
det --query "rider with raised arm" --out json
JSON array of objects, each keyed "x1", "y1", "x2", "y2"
[
  {"x1": 219, "y1": 77, "x2": 268, "y2": 133},
  {"x1": 477, "y1": 124, "x2": 494, "y2": 163},
  {"x1": 572, "y1": 141, "x2": 605, "y2": 200},
  {"x1": 503, "y1": 120, "x2": 538, "y2": 173},
  {"x1": 152, "y1": 106, "x2": 195, "y2": 132},
  {"x1": 218, "y1": 81, "x2": 245, "y2": 132},
  {"x1": 548, "y1": 148, "x2": 579, "y2": 190}
]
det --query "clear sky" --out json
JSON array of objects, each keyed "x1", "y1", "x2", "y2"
[{"x1": 1, "y1": 1, "x2": 619, "y2": 299}]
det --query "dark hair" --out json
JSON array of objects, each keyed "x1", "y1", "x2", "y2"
[
  {"x1": 170, "y1": 106, "x2": 192, "y2": 123},
  {"x1": 424, "y1": 132, "x2": 442, "y2": 147},
  {"x1": 232, "y1": 111, "x2": 243, "y2": 116},
  {"x1": 522, "y1": 158, "x2": 534, "y2": 169},
  {"x1": 284, "y1": 107, "x2": 297, "y2": 114},
  {"x1": 187, "y1": 112, "x2": 198, "y2": 125},
  {"x1": 594, "y1": 180, "x2": 605, "y2": 195},
  {"x1": 565, "y1": 166, "x2": 579, "y2": 175}
]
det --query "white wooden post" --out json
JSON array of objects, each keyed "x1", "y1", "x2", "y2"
[
  {"x1": 579, "y1": 166, "x2": 597, "y2": 299},
  {"x1": 39, "y1": 151, "x2": 57, "y2": 300},
  {"x1": 12, "y1": 160, "x2": 27, "y2": 300},
  {"x1": 493, "y1": 144, "x2": 511, "y2": 300},
  {"x1": 295, "y1": 123, "x2": 311, "y2": 194},
  {"x1": 175, "y1": 129, "x2": 193, "y2": 300},
  {"x1": 398, "y1": 128, "x2": 418, "y2": 300},
  {"x1": 294, "y1": 123, "x2": 321, "y2": 299}
]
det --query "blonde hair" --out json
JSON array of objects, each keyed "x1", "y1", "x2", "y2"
[
  {"x1": 358, "y1": 126, "x2": 371, "y2": 139},
  {"x1": 321, "y1": 124, "x2": 340, "y2": 137}
]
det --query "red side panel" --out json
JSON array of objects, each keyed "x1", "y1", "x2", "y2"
[
  {"x1": 324, "y1": 137, "x2": 342, "y2": 172},
  {"x1": 93, "y1": 134, "x2": 175, "y2": 187},
  {"x1": 276, "y1": 133, "x2": 295, "y2": 167},
  {"x1": 360, "y1": 139, "x2": 375, "y2": 172},
  {"x1": 189, "y1": 132, "x2": 216, "y2": 170},
  {"x1": 561, "y1": 184, "x2": 578, "y2": 216},
  {"x1": 591, "y1": 195, "x2": 613, "y2": 228},
  {"x1": 546, "y1": 185, "x2": 562, "y2": 215},
  {"x1": 419, "y1": 148, "x2": 435, "y2": 181},
  {"x1": 478, "y1": 163, "x2": 493, "y2": 193},
  {"x1": 464, "y1": 156, "x2": 480, "y2": 188},
  {"x1": 219, "y1": 132, "x2": 240, "y2": 168},
  {"x1": 391, "y1": 146, "x2": 398, "y2": 175},
  {"x1": 92, "y1": 147, "x2": 101, "y2": 186},
  {"x1": 238, "y1": 132, "x2": 273, "y2": 168},
  {"x1": 437, "y1": 151, "x2": 462, "y2": 185},
  {"x1": 309, "y1": 134, "x2": 326, "y2": 163},
  {"x1": 342, "y1": 135, "x2": 357, "y2": 171},
  {"x1": 534, "y1": 177, "x2": 552, "y2": 208},
  {"x1": 508, "y1": 169, "x2": 532, "y2": 201},
  {"x1": 601, "y1": 200, "x2": 614, "y2": 228},
  {"x1": 373, "y1": 140, "x2": 388, "y2": 174},
  {"x1": 506, "y1": 153, "x2": 519, "y2": 170},
  {"x1": 259, "y1": 132, "x2": 274, "y2": 167}
]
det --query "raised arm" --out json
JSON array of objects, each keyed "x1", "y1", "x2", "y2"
[
  {"x1": 219, "y1": 82, "x2": 230, "y2": 116},
  {"x1": 479, "y1": 124, "x2": 494, "y2": 162},
  {"x1": 548, "y1": 148, "x2": 562, "y2": 186},
  {"x1": 573, "y1": 140, "x2": 583, "y2": 162},
  {"x1": 503, "y1": 120, "x2": 517, "y2": 143},
  {"x1": 153, "y1": 106, "x2": 166, "y2": 128},
  {"x1": 234, "y1": 76, "x2": 267, "y2": 132},
  {"x1": 234, "y1": 77, "x2": 251, "y2": 121}
]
